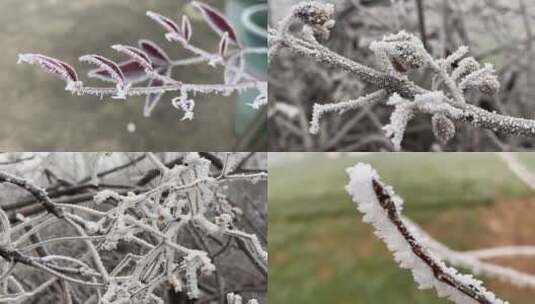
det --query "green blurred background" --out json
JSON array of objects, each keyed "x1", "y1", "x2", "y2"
[
  {"x1": 269, "y1": 153, "x2": 535, "y2": 303},
  {"x1": 1, "y1": 0, "x2": 266, "y2": 150}
]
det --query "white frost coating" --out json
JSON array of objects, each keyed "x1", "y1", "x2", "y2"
[
  {"x1": 93, "y1": 189, "x2": 122, "y2": 205},
  {"x1": 383, "y1": 94, "x2": 414, "y2": 151},
  {"x1": 345, "y1": 163, "x2": 507, "y2": 304}
]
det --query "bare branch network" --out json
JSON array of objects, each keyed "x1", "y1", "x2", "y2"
[
  {"x1": 269, "y1": 1, "x2": 535, "y2": 151},
  {"x1": 17, "y1": 2, "x2": 267, "y2": 120},
  {"x1": 345, "y1": 161, "x2": 535, "y2": 304},
  {"x1": 0, "y1": 152, "x2": 267, "y2": 304}
]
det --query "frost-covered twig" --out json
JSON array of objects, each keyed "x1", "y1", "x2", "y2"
[
  {"x1": 345, "y1": 163, "x2": 507, "y2": 304},
  {"x1": 0, "y1": 172, "x2": 63, "y2": 219},
  {"x1": 0, "y1": 152, "x2": 267, "y2": 304},
  {"x1": 270, "y1": 1, "x2": 535, "y2": 150},
  {"x1": 408, "y1": 217, "x2": 535, "y2": 289},
  {"x1": 309, "y1": 90, "x2": 387, "y2": 135},
  {"x1": 17, "y1": 2, "x2": 267, "y2": 120}
]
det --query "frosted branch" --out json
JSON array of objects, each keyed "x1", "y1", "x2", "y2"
[
  {"x1": 345, "y1": 163, "x2": 507, "y2": 304},
  {"x1": 0, "y1": 152, "x2": 266, "y2": 303},
  {"x1": 271, "y1": 1, "x2": 535, "y2": 150}
]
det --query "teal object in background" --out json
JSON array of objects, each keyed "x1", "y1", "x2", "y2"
[{"x1": 225, "y1": 0, "x2": 267, "y2": 136}]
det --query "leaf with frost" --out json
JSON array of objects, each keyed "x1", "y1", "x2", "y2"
[
  {"x1": 138, "y1": 39, "x2": 171, "y2": 66},
  {"x1": 181, "y1": 15, "x2": 192, "y2": 42},
  {"x1": 146, "y1": 11, "x2": 180, "y2": 35},
  {"x1": 111, "y1": 45, "x2": 154, "y2": 73},
  {"x1": 192, "y1": 1, "x2": 239, "y2": 45},
  {"x1": 88, "y1": 60, "x2": 148, "y2": 84},
  {"x1": 79, "y1": 55, "x2": 125, "y2": 87},
  {"x1": 79, "y1": 54, "x2": 130, "y2": 99},
  {"x1": 17, "y1": 54, "x2": 81, "y2": 91},
  {"x1": 218, "y1": 32, "x2": 230, "y2": 58}
]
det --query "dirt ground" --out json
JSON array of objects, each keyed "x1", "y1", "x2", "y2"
[{"x1": 0, "y1": 0, "x2": 258, "y2": 150}]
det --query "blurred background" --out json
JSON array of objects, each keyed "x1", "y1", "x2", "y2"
[
  {"x1": 269, "y1": 0, "x2": 535, "y2": 151},
  {"x1": 269, "y1": 152, "x2": 535, "y2": 303},
  {"x1": 1, "y1": 0, "x2": 266, "y2": 150}
]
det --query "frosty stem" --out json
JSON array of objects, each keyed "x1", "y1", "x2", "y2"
[
  {"x1": 346, "y1": 163, "x2": 507, "y2": 304},
  {"x1": 270, "y1": 1, "x2": 535, "y2": 146},
  {"x1": 371, "y1": 179, "x2": 498, "y2": 304}
]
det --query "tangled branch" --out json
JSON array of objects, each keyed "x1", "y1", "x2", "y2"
[{"x1": 0, "y1": 152, "x2": 266, "y2": 304}]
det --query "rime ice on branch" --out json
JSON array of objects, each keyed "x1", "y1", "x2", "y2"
[
  {"x1": 270, "y1": 1, "x2": 535, "y2": 150},
  {"x1": 345, "y1": 163, "x2": 507, "y2": 304},
  {"x1": 18, "y1": 2, "x2": 267, "y2": 120},
  {"x1": 0, "y1": 152, "x2": 267, "y2": 304}
]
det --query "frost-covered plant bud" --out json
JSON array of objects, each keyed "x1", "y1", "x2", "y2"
[
  {"x1": 372, "y1": 31, "x2": 427, "y2": 74},
  {"x1": 391, "y1": 41, "x2": 426, "y2": 71},
  {"x1": 431, "y1": 113, "x2": 455, "y2": 145},
  {"x1": 293, "y1": 1, "x2": 335, "y2": 41},
  {"x1": 459, "y1": 63, "x2": 499, "y2": 95},
  {"x1": 294, "y1": 2, "x2": 334, "y2": 27},
  {"x1": 452, "y1": 57, "x2": 480, "y2": 82},
  {"x1": 385, "y1": 32, "x2": 426, "y2": 71},
  {"x1": 478, "y1": 74, "x2": 500, "y2": 95}
]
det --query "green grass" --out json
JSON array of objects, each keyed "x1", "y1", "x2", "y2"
[{"x1": 269, "y1": 153, "x2": 535, "y2": 304}]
